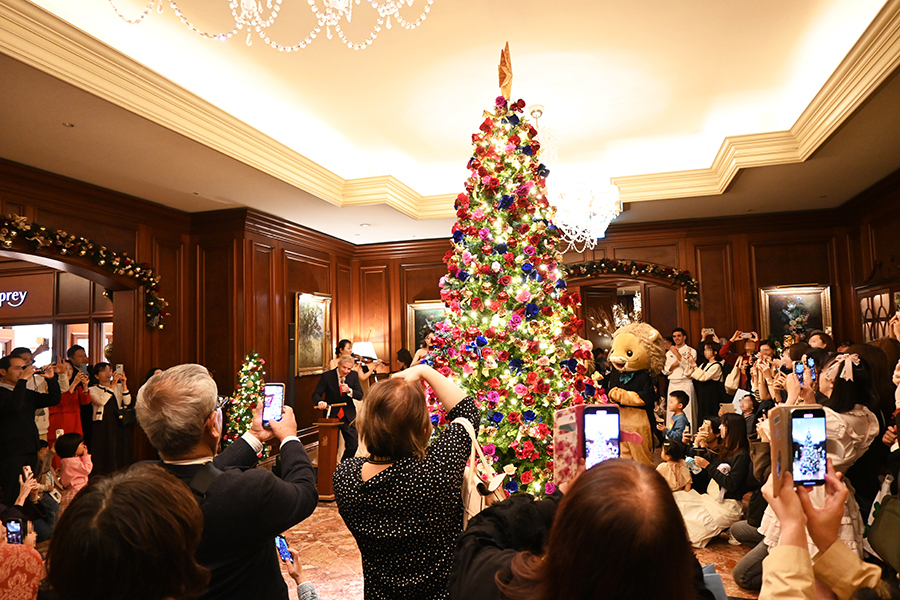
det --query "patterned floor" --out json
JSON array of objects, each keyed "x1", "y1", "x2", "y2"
[{"x1": 279, "y1": 502, "x2": 759, "y2": 600}]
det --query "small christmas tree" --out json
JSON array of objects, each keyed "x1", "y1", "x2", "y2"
[
  {"x1": 798, "y1": 430, "x2": 822, "y2": 477},
  {"x1": 223, "y1": 350, "x2": 267, "y2": 455},
  {"x1": 426, "y1": 45, "x2": 596, "y2": 497}
]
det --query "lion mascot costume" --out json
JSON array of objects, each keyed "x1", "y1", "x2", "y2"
[{"x1": 606, "y1": 323, "x2": 666, "y2": 466}]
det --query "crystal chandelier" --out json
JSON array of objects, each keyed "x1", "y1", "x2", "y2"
[
  {"x1": 551, "y1": 181, "x2": 622, "y2": 253},
  {"x1": 528, "y1": 105, "x2": 622, "y2": 253},
  {"x1": 108, "y1": 0, "x2": 436, "y2": 51}
]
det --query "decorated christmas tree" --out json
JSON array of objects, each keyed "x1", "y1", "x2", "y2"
[
  {"x1": 425, "y1": 45, "x2": 597, "y2": 497},
  {"x1": 222, "y1": 350, "x2": 267, "y2": 456},
  {"x1": 797, "y1": 430, "x2": 822, "y2": 477}
]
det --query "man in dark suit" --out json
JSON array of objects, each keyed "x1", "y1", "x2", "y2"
[
  {"x1": 313, "y1": 355, "x2": 364, "y2": 461},
  {"x1": 0, "y1": 355, "x2": 61, "y2": 506},
  {"x1": 136, "y1": 364, "x2": 317, "y2": 600}
]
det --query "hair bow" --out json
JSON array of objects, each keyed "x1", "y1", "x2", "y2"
[{"x1": 825, "y1": 353, "x2": 860, "y2": 382}]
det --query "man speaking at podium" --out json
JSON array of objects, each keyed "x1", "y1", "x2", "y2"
[{"x1": 313, "y1": 355, "x2": 364, "y2": 461}]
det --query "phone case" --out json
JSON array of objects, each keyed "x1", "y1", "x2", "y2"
[
  {"x1": 769, "y1": 404, "x2": 825, "y2": 496},
  {"x1": 553, "y1": 405, "x2": 587, "y2": 485}
]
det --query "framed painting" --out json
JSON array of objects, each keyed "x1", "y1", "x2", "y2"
[
  {"x1": 759, "y1": 286, "x2": 832, "y2": 343},
  {"x1": 406, "y1": 301, "x2": 446, "y2": 352},
  {"x1": 295, "y1": 293, "x2": 331, "y2": 376}
]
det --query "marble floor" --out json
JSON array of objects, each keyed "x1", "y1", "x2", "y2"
[{"x1": 279, "y1": 502, "x2": 759, "y2": 600}]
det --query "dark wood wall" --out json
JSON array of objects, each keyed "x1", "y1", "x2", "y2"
[{"x1": 3, "y1": 158, "x2": 900, "y2": 439}]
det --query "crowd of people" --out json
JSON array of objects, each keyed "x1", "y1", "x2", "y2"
[{"x1": 2, "y1": 319, "x2": 900, "y2": 600}]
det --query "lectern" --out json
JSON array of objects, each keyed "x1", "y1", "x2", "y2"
[{"x1": 316, "y1": 418, "x2": 342, "y2": 501}]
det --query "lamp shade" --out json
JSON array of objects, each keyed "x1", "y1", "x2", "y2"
[{"x1": 351, "y1": 342, "x2": 378, "y2": 361}]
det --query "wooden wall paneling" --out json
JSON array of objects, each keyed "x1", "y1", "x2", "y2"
[
  {"x1": 91, "y1": 283, "x2": 114, "y2": 316},
  {"x1": 400, "y1": 262, "x2": 445, "y2": 304},
  {"x1": 149, "y1": 236, "x2": 187, "y2": 368},
  {"x1": 644, "y1": 284, "x2": 679, "y2": 339},
  {"x1": 360, "y1": 265, "x2": 390, "y2": 367},
  {"x1": 56, "y1": 272, "x2": 92, "y2": 317},
  {"x1": 612, "y1": 244, "x2": 679, "y2": 268},
  {"x1": 196, "y1": 242, "x2": 237, "y2": 393},
  {"x1": 248, "y1": 241, "x2": 275, "y2": 370},
  {"x1": 869, "y1": 209, "x2": 900, "y2": 281},
  {"x1": 729, "y1": 234, "x2": 755, "y2": 331},
  {"x1": 337, "y1": 263, "x2": 353, "y2": 344},
  {"x1": 694, "y1": 243, "x2": 735, "y2": 335}
]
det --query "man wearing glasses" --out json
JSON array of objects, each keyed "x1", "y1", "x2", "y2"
[{"x1": 136, "y1": 364, "x2": 317, "y2": 600}]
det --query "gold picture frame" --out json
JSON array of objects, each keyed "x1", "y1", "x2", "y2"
[
  {"x1": 406, "y1": 301, "x2": 446, "y2": 352},
  {"x1": 295, "y1": 293, "x2": 332, "y2": 376},
  {"x1": 759, "y1": 285, "x2": 832, "y2": 343}
]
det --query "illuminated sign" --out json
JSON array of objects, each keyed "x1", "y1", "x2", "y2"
[{"x1": 0, "y1": 291, "x2": 27, "y2": 307}]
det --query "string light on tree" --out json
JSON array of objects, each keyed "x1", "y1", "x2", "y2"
[
  {"x1": 222, "y1": 350, "x2": 268, "y2": 458},
  {"x1": 424, "y1": 44, "x2": 600, "y2": 498}
]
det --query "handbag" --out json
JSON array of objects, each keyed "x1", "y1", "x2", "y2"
[
  {"x1": 452, "y1": 417, "x2": 506, "y2": 529},
  {"x1": 117, "y1": 399, "x2": 137, "y2": 427},
  {"x1": 724, "y1": 361, "x2": 742, "y2": 395},
  {"x1": 867, "y1": 489, "x2": 900, "y2": 572}
]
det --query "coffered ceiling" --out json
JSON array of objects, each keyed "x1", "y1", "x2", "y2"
[{"x1": 1, "y1": 0, "x2": 899, "y2": 243}]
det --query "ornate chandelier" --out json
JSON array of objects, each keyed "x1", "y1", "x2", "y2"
[
  {"x1": 528, "y1": 105, "x2": 622, "y2": 253},
  {"x1": 108, "y1": 0, "x2": 436, "y2": 51},
  {"x1": 550, "y1": 181, "x2": 622, "y2": 253}
]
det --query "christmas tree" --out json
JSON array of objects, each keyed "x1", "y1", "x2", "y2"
[
  {"x1": 425, "y1": 46, "x2": 597, "y2": 497},
  {"x1": 222, "y1": 350, "x2": 267, "y2": 456},
  {"x1": 797, "y1": 430, "x2": 823, "y2": 477}
]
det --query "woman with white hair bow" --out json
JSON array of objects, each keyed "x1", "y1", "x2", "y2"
[{"x1": 757, "y1": 353, "x2": 880, "y2": 561}]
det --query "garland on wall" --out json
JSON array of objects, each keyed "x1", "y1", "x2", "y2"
[
  {"x1": 0, "y1": 214, "x2": 168, "y2": 328},
  {"x1": 564, "y1": 258, "x2": 700, "y2": 309}
]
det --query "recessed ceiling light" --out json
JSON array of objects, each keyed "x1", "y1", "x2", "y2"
[
  {"x1": 359, "y1": 223, "x2": 371, "y2": 227},
  {"x1": 62, "y1": 123, "x2": 75, "y2": 128},
  {"x1": 354, "y1": 233, "x2": 361, "y2": 237}
]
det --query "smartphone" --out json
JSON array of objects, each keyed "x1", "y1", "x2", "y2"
[
  {"x1": 583, "y1": 405, "x2": 620, "y2": 469},
  {"x1": 701, "y1": 328, "x2": 715, "y2": 336},
  {"x1": 806, "y1": 356, "x2": 817, "y2": 382},
  {"x1": 22, "y1": 465, "x2": 32, "y2": 480},
  {"x1": 741, "y1": 333, "x2": 753, "y2": 339},
  {"x1": 262, "y1": 383, "x2": 285, "y2": 427},
  {"x1": 790, "y1": 407, "x2": 827, "y2": 487},
  {"x1": 274, "y1": 534, "x2": 293, "y2": 563},
  {"x1": 4, "y1": 518, "x2": 24, "y2": 544},
  {"x1": 684, "y1": 421, "x2": 691, "y2": 435},
  {"x1": 115, "y1": 364, "x2": 124, "y2": 374},
  {"x1": 794, "y1": 361, "x2": 805, "y2": 386},
  {"x1": 719, "y1": 403, "x2": 736, "y2": 414},
  {"x1": 55, "y1": 428, "x2": 65, "y2": 440}
]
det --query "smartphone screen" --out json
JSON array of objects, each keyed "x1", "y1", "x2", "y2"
[
  {"x1": 794, "y1": 362, "x2": 805, "y2": 386},
  {"x1": 5, "y1": 519, "x2": 24, "y2": 544},
  {"x1": 791, "y1": 408, "x2": 827, "y2": 486},
  {"x1": 262, "y1": 383, "x2": 285, "y2": 426},
  {"x1": 583, "y1": 406, "x2": 620, "y2": 469},
  {"x1": 275, "y1": 535, "x2": 293, "y2": 563},
  {"x1": 806, "y1": 356, "x2": 817, "y2": 382}
]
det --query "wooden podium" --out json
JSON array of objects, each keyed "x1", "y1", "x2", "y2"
[{"x1": 316, "y1": 418, "x2": 342, "y2": 501}]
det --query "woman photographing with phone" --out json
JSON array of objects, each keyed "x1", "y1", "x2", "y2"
[{"x1": 333, "y1": 364, "x2": 478, "y2": 600}]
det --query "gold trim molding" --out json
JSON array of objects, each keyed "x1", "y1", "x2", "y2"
[{"x1": 2, "y1": 0, "x2": 900, "y2": 217}]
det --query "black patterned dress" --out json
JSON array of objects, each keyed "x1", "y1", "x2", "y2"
[{"x1": 333, "y1": 397, "x2": 479, "y2": 600}]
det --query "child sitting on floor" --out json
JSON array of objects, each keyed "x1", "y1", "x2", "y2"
[
  {"x1": 657, "y1": 440, "x2": 692, "y2": 492},
  {"x1": 56, "y1": 433, "x2": 92, "y2": 515}
]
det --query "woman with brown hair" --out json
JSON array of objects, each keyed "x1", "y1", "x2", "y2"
[
  {"x1": 46, "y1": 463, "x2": 209, "y2": 600},
  {"x1": 449, "y1": 459, "x2": 700, "y2": 600},
  {"x1": 674, "y1": 412, "x2": 752, "y2": 547},
  {"x1": 333, "y1": 364, "x2": 478, "y2": 600}
]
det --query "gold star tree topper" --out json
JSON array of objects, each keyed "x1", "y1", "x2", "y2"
[{"x1": 499, "y1": 42, "x2": 512, "y2": 100}]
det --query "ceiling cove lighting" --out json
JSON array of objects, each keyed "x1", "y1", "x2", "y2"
[{"x1": 107, "y1": 0, "x2": 436, "y2": 51}]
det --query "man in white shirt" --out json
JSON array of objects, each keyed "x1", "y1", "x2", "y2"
[{"x1": 663, "y1": 328, "x2": 697, "y2": 427}]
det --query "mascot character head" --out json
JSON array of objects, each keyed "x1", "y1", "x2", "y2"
[{"x1": 609, "y1": 323, "x2": 666, "y2": 376}]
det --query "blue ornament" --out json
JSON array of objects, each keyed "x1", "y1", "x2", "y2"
[
  {"x1": 555, "y1": 280, "x2": 567, "y2": 289},
  {"x1": 430, "y1": 414, "x2": 440, "y2": 425},
  {"x1": 522, "y1": 263, "x2": 534, "y2": 273},
  {"x1": 509, "y1": 358, "x2": 524, "y2": 374},
  {"x1": 457, "y1": 270, "x2": 469, "y2": 282},
  {"x1": 537, "y1": 164, "x2": 550, "y2": 178},
  {"x1": 562, "y1": 358, "x2": 578, "y2": 373},
  {"x1": 508, "y1": 114, "x2": 520, "y2": 125},
  {"x1": 476, "y1": 336, "x2": 488, "y2": 347},
  {"x1": 504, "y1": 480, "x2": 519, "y2": 494},
  {"x1": 498, "y1": 195, "x2": 515, "y2": 210},
  {"x1": 494, "y1": 242, "x2": 508, "y2": 254},
  {"x1": 523, "y1": 410, "x2": 537, "y2": 423},
  {"x1": 492, "y1": 411, "x2": 504, "y2": 424},
  {"x1": 452, "y1": 230, "x2": 465, "y2": 244},
  {"x1": 520, "y1": 145, "x2": 533, "y2": 156},
  {"x1": 525, "y1": 303, "x2": 540, "y2": 320}
]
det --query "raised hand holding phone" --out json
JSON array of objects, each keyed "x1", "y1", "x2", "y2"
[{"x1": 796, "y1": 458, "x2": 847, "y2": 553}]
